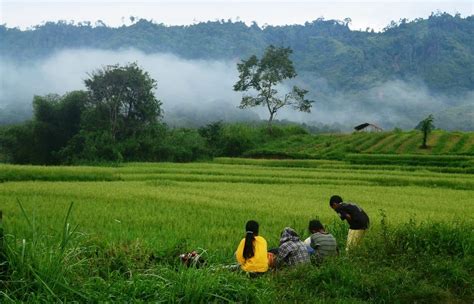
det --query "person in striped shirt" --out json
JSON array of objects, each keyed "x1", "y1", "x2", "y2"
[{"x1": 304, "y1": 220, "x2": 338, "y2": 261}]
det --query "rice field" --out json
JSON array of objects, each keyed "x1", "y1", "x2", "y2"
[
  {"x1": 0, "y1": 158, "x2": 473, "y2": 302},
  {"x1": 246, "y1": 130, "x2": 474, "y2": 159}
]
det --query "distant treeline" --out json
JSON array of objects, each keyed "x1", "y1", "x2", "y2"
[
  {"x1": 0, "y1": 63, "x2": 316, "y2": 165},
  {"x1": 1, "y1": 59, "x2": 473, "y2": 165},
  {"x1": 0, "y1": 96, "x2": 312, "y2": 165},
  {"x1": 1, "y1": 13, "x2": 473, "y2": 94}
]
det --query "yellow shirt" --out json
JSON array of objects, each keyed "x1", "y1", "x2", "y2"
[{"x1": 235, "y1": 236, "x2": 269, "y2": 273}]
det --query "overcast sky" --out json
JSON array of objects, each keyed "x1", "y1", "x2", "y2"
[{"x1": 0, "y1": 0, "x2": 472, "y2": 31}]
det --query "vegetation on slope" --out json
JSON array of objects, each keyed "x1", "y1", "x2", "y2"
[
  {"x1": 245, "y1": 130, "x2": 474, "y2": 159},
  {"x1": 1, "y1": 13, "x2": 473, "y2": 94}
]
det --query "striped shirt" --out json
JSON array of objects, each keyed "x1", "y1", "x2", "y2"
[{"x1": 309, "y1": 232, "x2": 337, "y2": 259}]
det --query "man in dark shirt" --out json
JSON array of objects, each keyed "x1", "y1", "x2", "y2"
[{"x1": 329, "y1": 195, "x2": 369, "y2": 251}]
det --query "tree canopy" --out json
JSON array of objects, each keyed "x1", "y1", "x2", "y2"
[
  {"x1": 84, "y1": 63, "x2": 162, "y2": 140},
  {"x1": 0, "y1": 64, "x2": 167, "y2": 164},
  {"x1": 416, "y1": 114, "x2": 435, "y2": 148},
  {"x1": 234, "y1": 45, "x2": 313, "y2": 126}
]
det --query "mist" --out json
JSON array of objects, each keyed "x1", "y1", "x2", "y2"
[
  {"x1": 301, "y1": 79, "x2": 474, "y2": 130},
  {"x1": 1, "y1": 49, "x2": 472, "y2": 130},
  {"x1": 0, "y1": 49, "x2": 257, "y2": 126}
]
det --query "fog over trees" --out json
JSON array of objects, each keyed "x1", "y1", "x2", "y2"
[{"x1": 0, "y1": 13, "x2": 473, "y2": 130}]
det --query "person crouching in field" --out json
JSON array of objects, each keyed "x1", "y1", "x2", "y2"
[
  {"x1": 235, "y1": 220, "x2": 269, "y2": 274},
  {"x1": 329, "y1": 195, "x2": 369, "y2": 251},
  {"x1": 304, "y1": 220, "x2": 338, "y2": 261},
  {"x1": 271, "y1": 227, "x2": 310, "y2": 268}
]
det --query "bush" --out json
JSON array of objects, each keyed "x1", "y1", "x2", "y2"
[
  {"x1": 118, "y1": 123, "x2": 168, "y2": 161},
  {"x1": 58, "y1": 130, "x2": 123, "y2": 164},
  {"x1": 220, "y1": 124, "x2": 261, "y2": 157},
  {"x1": 164, "y1": 128, "x2": 209, "y2": 162},
  {"x1": 0, "y1": 123, "x2": 35, "y2": 164},
  {"x1": 198, "y1": 121, "x2": 224, "y2": 156}
]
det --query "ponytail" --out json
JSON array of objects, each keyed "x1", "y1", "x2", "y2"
[{"x1": 243, "y1": 220, "x2": 259, "y2": 259}]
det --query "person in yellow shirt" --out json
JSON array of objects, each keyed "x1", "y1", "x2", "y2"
[{"x1": 235, "y1": 220, "x2": 269, "y2": 274}]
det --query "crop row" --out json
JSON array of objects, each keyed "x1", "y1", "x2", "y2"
[{"x1": 1, "y1": 161, "x2": 473, "y2": 191}]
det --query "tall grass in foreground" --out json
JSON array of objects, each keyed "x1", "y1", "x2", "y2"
[
  {"x1": 1, "y1": 201, "x2": 90, "y2": 302},
  {"x1": 1, "y1": 204, "x2": 472, "y2": 303}
]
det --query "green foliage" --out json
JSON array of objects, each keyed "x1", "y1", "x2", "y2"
[
  {"x1": 33, "y1": 92, "x2": 88, "y2": 164},
  {"x1": 0, "y1": 64, "x2": 213, "y2": 164},
  {"x1": 2, "y1": 14, "x2": 473, "y2": 94},
  {"x1": 163, "y1": 128, "x2": 208, "y2": 162},
  {"x1": 2, "y1": 119, "x2": 473, "y2": 166},
  {"x1": 0, "y1": 92, "x2": 88, "y2": 165},
  {"x1": 219, "y1": 124, "x2": 261, "y2": 156},
  {"x1": 59, "y1": 130, "x2": 124, "y2": 164},
  {"x1": 0, "y1": 122, "x2": 35, "y2": 164},
  {"x1": 243, "y1": 130, "x2": 474, "y2": 162},
  {"x1": 117, "y1": 123, "x2": 168, "y2": 162},
  {"x1": 234, "y1": 45, "x2": 314, "y2": 126},
  {"x1": 416, "y1": 114, "x2": 435, "y2": 148},
  {"x1": 83, "y1": 63, "x2": 162, "y2": 141},
  {"x1": 198, "y1": 121, "x2": 225, "y2": 156}
]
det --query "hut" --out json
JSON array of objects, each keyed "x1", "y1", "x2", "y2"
[{"x1": 354, "y1": 123, "x2": 383, "y2": 132}]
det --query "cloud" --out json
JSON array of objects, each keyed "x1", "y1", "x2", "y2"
[
  {"x1": 1, "y1": 48, "x2": 240, "y2": 106},
  {"x1": 279, "y1": 76, "x2": 473, "y2": 130}
]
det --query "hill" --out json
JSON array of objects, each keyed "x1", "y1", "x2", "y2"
[
  {"x1": 243, "y1": 130, "x2": 474, "y2": 168},
  {"x1": 435, "y1": 103, "x2": 474, "y2": 131},
  {"x1": 1, "y1": 13, "x2": 473, "y2": 94}
]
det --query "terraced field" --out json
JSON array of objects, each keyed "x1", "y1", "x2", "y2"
[
  {"x1": 0, "y1": 159, "x2": 472, "y2": 302},
  {"x1": 246, "y1": 130, "x2": 474, "y2": 159}
]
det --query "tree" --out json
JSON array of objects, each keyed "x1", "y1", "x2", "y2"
[
  {"x1": 0, "y1": 122, "x2": 35, "y2": 164},
  {"x1": 31, "y1": 91, "x2": 88, "y2": 164},
  {"x1": 233, "y1": 45, "x2": 314, "y2": 128},
  {"x1": 84, "y1": 63, "x2": 162, "y2": 140},
  {"x1": 198, "y1": 121, "x2": 224, "y2": 156},
  {"x1": 416, "y1": 114, "x2": 435, "y2": 148}
]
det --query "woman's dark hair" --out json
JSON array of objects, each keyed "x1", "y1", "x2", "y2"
[
  {"x1": 309, "y1": 220, "x2": 324, "y2": 231},
  {"x1": 243, "y1": 220, "x2": 259, "y2": 259},
  {"x1": 329, "y1": 195, "x2": 343, "y2": 207}
]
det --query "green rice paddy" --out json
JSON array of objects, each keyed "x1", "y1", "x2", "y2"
[{"x1": 0, "y1": 158, "x2": 472, "y2": 302}]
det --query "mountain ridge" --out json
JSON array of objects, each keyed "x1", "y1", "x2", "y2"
[{"x1": 2, "y1": 13, "x2": 473, "y2": 94}]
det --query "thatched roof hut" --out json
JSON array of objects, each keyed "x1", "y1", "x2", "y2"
[{"x1": 354, "y1": 123, "x2": 383, "y2": 132}]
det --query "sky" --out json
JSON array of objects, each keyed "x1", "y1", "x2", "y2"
[{"x1": 0, "y1": 0, "x2": 472, "y2": 31}]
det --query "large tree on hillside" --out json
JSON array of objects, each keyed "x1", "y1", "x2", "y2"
[
  {"x1": 233, "y1": 45, "x2": 314, "y2": 128},
  {"x1": 84, "y1": 63, "x2": 162, "y2": 140}
]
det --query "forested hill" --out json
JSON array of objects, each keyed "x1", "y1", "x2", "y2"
[{"x1": 1, "y1": 13, "x2": 473, "y2": 94}]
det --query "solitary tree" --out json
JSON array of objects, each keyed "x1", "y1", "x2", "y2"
[
  {"x1": 84, "y1": 63, "x2": 162, "y2": 140},
  {"x1": 233, "y1": 45, "x2": 314, "y2": 128},
  {"x1": 416, "y1": 114, "x2": 435, "y2": 148}
]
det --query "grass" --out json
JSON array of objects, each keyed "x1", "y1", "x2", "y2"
[{"x1": 0, "y1": 159, "x2": 473, "y2": 302}]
